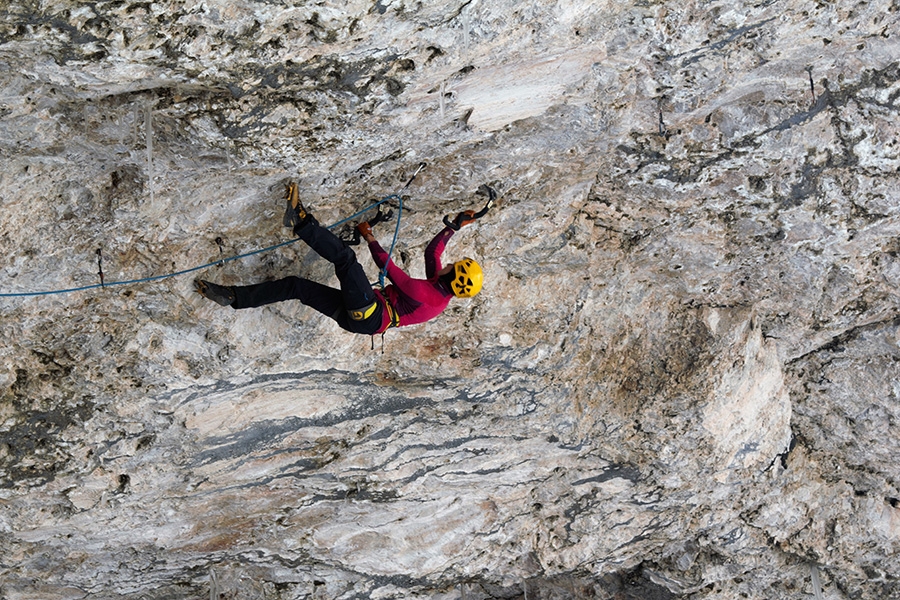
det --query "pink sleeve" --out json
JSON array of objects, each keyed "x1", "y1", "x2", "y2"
[
  {"x1": 367, "y1": 240, "x2": 414, "y2": 287},
  {"x1": 425, "y1": 227, "x2": 455, "y2": 278},
  {"x1": 368, "y1": 239, "x2": 390, "y2": 269}
]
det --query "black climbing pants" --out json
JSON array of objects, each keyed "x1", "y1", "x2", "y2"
[{"x1": 231, "y1": 218, "x2": 383, "y2": 335}]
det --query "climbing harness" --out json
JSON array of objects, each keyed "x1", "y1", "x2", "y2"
[
  {"x1": 382, "y1": 295, "x2": 401, "y2": 329},
  {"x1": 371, "y1": 296, "x2": 401, "y2": 353},
  {"x1": 0, "y1": 164, "x2": 428, "y2": 299}
]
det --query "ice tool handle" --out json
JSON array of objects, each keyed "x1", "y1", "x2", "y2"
[
  {"x1": 443, "y1": 184, "x2": 496, "y2": 230},
  {"x1": 473, "y1": 184, "x2": 497, "y2": 218}
]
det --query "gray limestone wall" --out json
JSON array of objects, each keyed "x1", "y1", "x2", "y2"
[{"x1": 1, "y1": 0, "x2": 899, "y2": 598}]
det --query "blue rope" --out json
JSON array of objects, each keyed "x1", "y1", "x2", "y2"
[
  {"x1": 379, "y1": 193, "x2": 402, "y2": 289},
  {"x1": 0, "y1": 195, "x2": 401, "y2": 298}
]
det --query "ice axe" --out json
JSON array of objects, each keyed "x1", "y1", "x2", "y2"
[{"x1": 444, "y1": 184, "x2": 497, "y2": 230}]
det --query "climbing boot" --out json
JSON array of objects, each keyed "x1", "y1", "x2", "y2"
[
  {"x1": 194, "y1": 279, "x2": 236, "y2": 307},
  {"x1": 282, "y1": 181, "x2": 310, "y2": 229}
]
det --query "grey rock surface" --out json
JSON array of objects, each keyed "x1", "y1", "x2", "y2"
[{"x1": 1, "y1": 0, "x2": 899, "y2": 598}]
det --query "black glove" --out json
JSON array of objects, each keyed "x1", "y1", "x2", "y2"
[{"x1": 444, "y1": 210, "x2": 477, "y2": 230}]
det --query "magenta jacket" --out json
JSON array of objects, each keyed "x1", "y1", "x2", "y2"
[{"x1": 368, "y1": 226, "x2": 456, "y2": 333}]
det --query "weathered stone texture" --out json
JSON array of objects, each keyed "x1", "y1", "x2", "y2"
[{"x1": 1, "y1": 0, "x2": 899, "y2": 598}]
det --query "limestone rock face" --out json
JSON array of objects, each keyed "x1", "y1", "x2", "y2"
[{"x1": 1, "y1": 1, "x2": 899, "y2": 598}]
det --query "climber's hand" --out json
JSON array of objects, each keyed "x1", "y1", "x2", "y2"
[
  {"x1": 456, "y1": 210, "x2": 477, "y2": 228},
  {"x1": 444, "y1": 210, "x2": 477, "y2": 230},
  {"x1": 357, "y1": 221, "x2": 374, "y2": 241}
]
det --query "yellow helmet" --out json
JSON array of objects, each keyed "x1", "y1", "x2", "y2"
[{"x1": 451, "y1": 258, "x2": 483, "y2": 298}]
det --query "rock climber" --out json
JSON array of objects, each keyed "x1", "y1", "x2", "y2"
[{"x1": 194, "y1": 183, "x2": 486, "y2": 337}]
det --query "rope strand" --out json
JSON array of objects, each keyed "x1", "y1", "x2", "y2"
[
  {"x1": 379, "y1": 193, "x2": 402, "y2": 289},
  {"x1": 0, "y1": 195, "x2": 400, "y2": 298}
]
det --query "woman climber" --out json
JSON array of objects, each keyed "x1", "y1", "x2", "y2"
[{"x1": 194, "y1": 182, "x2": 487, "y2": 337}]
